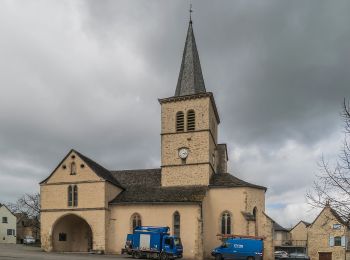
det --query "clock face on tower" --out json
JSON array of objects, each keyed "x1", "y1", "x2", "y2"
[{"x1": 178, "y1": 148, "x2": 189, "y2": 159}]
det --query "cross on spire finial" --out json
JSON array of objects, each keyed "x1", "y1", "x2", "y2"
[{"x1": 189, "y1": 3, "x2": 193, "y2": 23}]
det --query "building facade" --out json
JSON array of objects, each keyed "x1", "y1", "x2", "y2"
[
  {"x1": 16, "y1": 213, "x2": 40, "y2": 244},
  {"x1": 308, "y1": 205, "x2": 350, "y2": 260},
  {"x1": 40, "y1": 20, "x2": 274, "y2": 259},
  {"x1": 0, "y1": 203, "x2": 16, "y2": 244}
]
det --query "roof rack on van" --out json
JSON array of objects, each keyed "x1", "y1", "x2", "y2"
[{"x1": 216, "y1": 234, "x2": 265, "y2": 240}]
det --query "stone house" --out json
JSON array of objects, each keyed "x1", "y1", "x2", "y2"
[
  {"x1": 40, "y1": 20, "x2": 274, "y2": 259},
  {"x1": 0, "y1": 203, "x2": 16, "y2": 244},
  {"x1": 308, "y1": 205, "x2": 350, "y2": 260},
  {"x1": 16, "y1": 213, "x2": 40, "y2": 244}
]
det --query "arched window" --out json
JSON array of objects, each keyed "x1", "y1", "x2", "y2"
[
  {"x1": 73, "y1": 185, "x2": 78, "y2": 207},
  {"x1": 221, "y1": 211, "x2": 232, "y2": 235},
  {"x1": 176, "y1": 112, "x2": 184, "y2": 132},
  {"x1": 187, "y1": 110, "x2": 195, "y2": 131},
  {"x1": 253, "y1": 207, "x2": 258, "y2": 236},
  {"x1": 173, "y1": 211, "x2": 181, "y2": 237},
  {"x1": 253, "y1": 207, "x2": 257, "y2": 221},
  {"x1": 68, "y1": 186, "x2": 73, "y2": 206},
  {"x1": 131, "y1": 213, "x2": 142, "y2": 231},
  {"x1": 70, "y1": 162, "x2": 76, "y2": 175}
]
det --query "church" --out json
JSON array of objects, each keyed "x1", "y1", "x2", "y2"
[{"x1": 40, "y1": 19, "x2": 274, "y2": 259}]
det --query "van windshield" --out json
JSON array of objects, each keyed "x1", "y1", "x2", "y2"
[{"x1": 174, "y1": 238, "x2": 182, "y2": 246}]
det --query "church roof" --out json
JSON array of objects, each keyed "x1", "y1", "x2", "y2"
[
  {"x1": 108, "y1": 169, "x2": 266, "y2": 204},
  {"x1": 110, "y1": 186, "x2": 208, "y2": 204},
  {"x1": 39, "y1": 149, "x2": 124, "y2": 189},
  {"x1": 110, "y1": 169, "x2": 207, "y2": 204},
  {"x1": 175, "y1": 21, "x2": 206, "y2": 97},
  {"x1": 111, "y1": 168, "x2": 161, "y2": 188},
  {"x1": 74, "y1": 150, "x2": 124, "y2": 188},
  {"x1": 209, "y1": 173, "x2": 267, "y2": 190}
]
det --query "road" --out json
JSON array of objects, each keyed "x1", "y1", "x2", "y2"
[{"x1": 0, "y1": 244, "x2": 130, "y2": 260}]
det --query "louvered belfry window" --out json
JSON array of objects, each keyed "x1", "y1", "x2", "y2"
[
  {"x1": 187, "y1": 110, "x2": 195, "y2": 131},
  {"x1": 176, "y1": 111, "x2": 184, "y2": 132}
]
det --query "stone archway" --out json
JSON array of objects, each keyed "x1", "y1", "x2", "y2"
[{"x1": 52, "y1": 214, "x2": 93, "y2": 252}]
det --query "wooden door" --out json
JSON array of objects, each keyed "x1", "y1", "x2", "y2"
[{"x1": 319, "y1": 252, "x2": 332, "y2": 260}]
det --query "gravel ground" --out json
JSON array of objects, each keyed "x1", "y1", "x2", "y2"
[{"x1": 0, "y1": 244, "x2": 131, "y2": 260}]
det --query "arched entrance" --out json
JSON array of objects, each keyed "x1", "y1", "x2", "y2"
[{"x1": 52, "y1": 214, "x2": 92, "y2": 252}]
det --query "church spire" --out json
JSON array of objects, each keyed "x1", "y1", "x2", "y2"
[{"x1": 174, "y1": 19, "x2": 206, "y2": 97}]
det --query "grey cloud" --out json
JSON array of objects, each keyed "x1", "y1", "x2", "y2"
[{"x1": 0, "y1": 1, "x2": 349, "y2": 226}]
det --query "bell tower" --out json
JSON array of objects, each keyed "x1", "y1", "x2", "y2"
[{"x1": 159, "y1": 20, "x2": 221, "y2": 187}]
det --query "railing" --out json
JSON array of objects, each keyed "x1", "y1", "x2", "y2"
[{"x1": 274, "y1": 240, "x2": 307, "y2": 247}]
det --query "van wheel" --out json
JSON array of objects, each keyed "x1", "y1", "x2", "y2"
[
  {"x1": 215, "y1": 254, "x2": 223, "y2": 260},
  {"x1": 160, "y1": 252, "x2": 168, "y2": 260},
  {"x1": 134, "y1": 252, "x2": 141, "y2": 259}
]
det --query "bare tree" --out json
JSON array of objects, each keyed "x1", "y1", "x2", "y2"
[
  {"x1": 307, "y1": 99, "x2": 350, "y2": 220},
  {"x1": 7, "y1": 193, "x2": 40, "y2": 230}
]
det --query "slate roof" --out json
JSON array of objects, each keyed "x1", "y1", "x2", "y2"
[
  {"x1": 110, "y1": 186, "x2": 208, "y2": 204},
  {"x1": 40, "y1": 149, "x2": 123, "y2": 189},
  {"x1": 111, "y1": 169, "x2": 161, "y2": 188},
  {"x1": 110, "y1": 168, "x2": 207, "y2": 204},
  {"x1": 74, "y1": 150, "x2": 123, "y2": 188},
  {"x1": 41, "y1": 150, "x2": 266, "y2": 204},
  {"x1": 175, "y1": 21, "x2": 206, "y2": 97},
  {"x1": 209, "y1": 173, "x2": 267, "y2": 190},
  {"x1": 273, "y1": 221, "x2": 289, "y2": 232}
]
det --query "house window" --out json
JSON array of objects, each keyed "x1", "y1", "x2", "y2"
[
  {"x1": 7, "y1": 229, "x2": 15, "y2": 236},
  {"x1": 173, "y1": 211, "x2": 181, "y2": 237},
  {"x1": 68, "y1": 185, "x2": 78, "y2": 207},
  {"x1": 70, "y1": 162, "x2": 76, "y2": 175},
  {"x1": 334, "y1": 236, "x2": 342, "y2": 246},
  {"x1": 221, "y1": 211, "x2": 232, "y2": 235},
  {"x1": 187, "y1": 110, "x2": 195, "y2": 131},
  {"x1": 176, "y1": 112, "x2": 184, "y2": 132},
  {"x1": 131, "y1": 213, "x2": 142, "y2": 231},
  {"x1": 333, "y1": 224, "x2": 341, "y2": 230},
  {"x1": 2, "y1": 217, "x2": 7, "y2": 223},
  {"x1": 59, "y1": 233, "x2": 67, "y2": 241}
]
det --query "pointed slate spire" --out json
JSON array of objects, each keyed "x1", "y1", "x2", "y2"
[{"x1": 175, "y1": 20, "x2": 206, "y2": 96}]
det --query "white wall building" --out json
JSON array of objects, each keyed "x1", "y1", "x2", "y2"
[{"x1": 0, "y1": 203, "x2": 17, "y2": 244}]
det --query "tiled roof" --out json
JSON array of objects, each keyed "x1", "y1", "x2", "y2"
[
  {"x1": 111, "y1": 168, "x2": 161, "y2": 188},
  {"x1": 273, "y1": 221, "x2": 288, "y2": 232},
  {"x1": 74, "y1": 150, "x2": 123, "y2": 188},
  {"x1": 40, "y1": 149, "x2": 124, "y2": 189},
  {"x1": 209, "y1": 173, "x2": 267, "y2": 190},
  {"x1": 110, "y1": 186, "x2": 207, "y2": 204}
]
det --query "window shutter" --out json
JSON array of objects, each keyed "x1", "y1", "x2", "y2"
[
  {"x1": 329, "y1": 236, "x2": 335, "y2": 247},
  {"x1": 341, "y1": 236, "x2": 346, "y2": 247}
]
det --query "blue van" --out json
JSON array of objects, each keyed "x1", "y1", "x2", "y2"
[{"x1": 211, "y1": 237, "x2": 263, "y2": 260}]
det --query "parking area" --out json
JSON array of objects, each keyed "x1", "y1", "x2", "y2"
[{"x1": 0, "y1": 244, "x2": 130, "y2": 260}]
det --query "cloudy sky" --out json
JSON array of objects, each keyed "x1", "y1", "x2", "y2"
[{"x1": 0, "y1": 0, "x2": 349, "y2": 227}]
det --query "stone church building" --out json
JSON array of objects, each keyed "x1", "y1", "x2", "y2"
[{"x1": 40, "y1": 20, "x2": 274, "y2": 259}]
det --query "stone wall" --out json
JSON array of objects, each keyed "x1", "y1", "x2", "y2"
[
  {"x1": 160, "y1": 96, "x2": 217, "y2": 186},
  {"x1": 107, "y1": 204, "x2": 202, "y2": 259},
  {"x1": 308, "y1": 207, "x2": 347, "y2": 260}
]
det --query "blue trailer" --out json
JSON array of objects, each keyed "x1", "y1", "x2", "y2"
[
  {"x1": 123, "y1": 226, "x2": 183, "y2": 259},
  {"x1": 211, "y1": 235, "x2": 264, "y2": 260}
]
